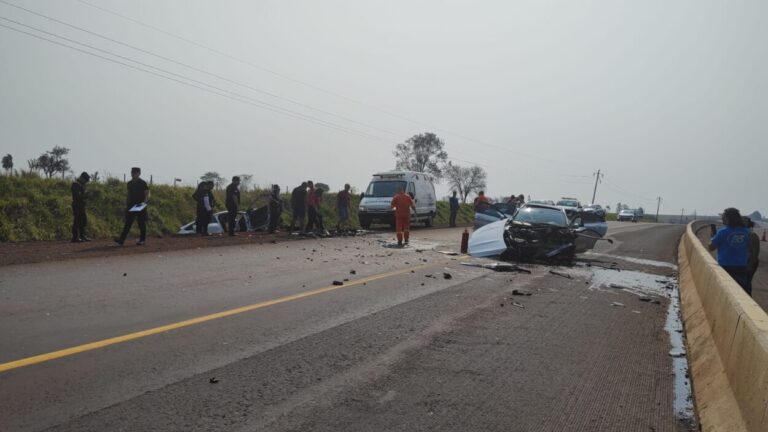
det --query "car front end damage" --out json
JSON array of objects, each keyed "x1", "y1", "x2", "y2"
[{"x1": 500, "y1": 221, "x2": 578, "y2": 263}]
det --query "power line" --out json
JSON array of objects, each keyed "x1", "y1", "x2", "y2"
[
  {"x1": 0, "y1": 21, "x2": 383, "y2": 139},
  {"x1": 72, "y1": 0, "x2": 556, "y2": 163},
  {"x1": 0, "y1": 0, "x2": 401, "y2": 137},
  {"x1": 0, "y1": 19, "x2": 490, "y2": 171}
]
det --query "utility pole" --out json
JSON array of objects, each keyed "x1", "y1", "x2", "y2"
[
  {"x1": 680, "y1": 208, "x2": 684, "y2": 224},
  {"x1": 655, "y1": 196, "x2": 662, "y2": 223},
  {"x1": 591, "y1": 169, "x2": 604, "y2": 205}
]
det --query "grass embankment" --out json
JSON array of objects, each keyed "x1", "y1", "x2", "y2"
[{"x1": 0, "y1": 175, "x2": 475, "y2": 242}]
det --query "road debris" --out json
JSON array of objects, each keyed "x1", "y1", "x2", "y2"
[
  {"x1": 209, "y1": 377, "x2": 219, "y2": 384},
  {"x1": 638, "y1": 296, "x2": 653, "y2": 302},
  {"x1": 512, "y1": 289, "x2": 532, "y2": 296},
  {"x1": 512, "y1": 301, "x2": 525, "y2": 309},
  {"x1": 609, "y1": 283, "x2": 630, "y2": 290},
  {"x1": 611, "y1": 302, "x2": 625, "y2": 307},
  {"x1": 669, "y1": 349, "x2": 686, "y2": 358},
  {"x1": 549, "y1": 270, "x2": 572, "y2": 279},
  {"x1": 350, "y1": 270, "x2": 357, "y2": 275},
  {"x1": 443, "y1": 272, "x2": 453, "y2": 280},
  {"x1": 332, "y1": 281, "x2": 344, "y2": 286},
  {"x1": 461, "y1": 262, "x2": 532, "y2": 273},
  {"x1": 437, "y1": 251, "x2": 459, "y2": 256}
]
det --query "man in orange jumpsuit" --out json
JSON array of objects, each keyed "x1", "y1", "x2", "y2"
[{"x1": 391, "y1": 187, "x2": 416, "y2": 247}]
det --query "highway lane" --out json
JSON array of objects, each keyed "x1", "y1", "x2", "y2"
[{"x1": 0, "y1": 222, "x2": 693, "y2": 431}]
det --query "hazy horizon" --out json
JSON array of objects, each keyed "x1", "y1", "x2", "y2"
[{"x1": 2, "y1": 0, "x2": 766, "y2": 216}]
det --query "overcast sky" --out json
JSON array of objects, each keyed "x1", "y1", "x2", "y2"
[{"x1": 1, "y1": 0, "x2": 766, "y2": 215}]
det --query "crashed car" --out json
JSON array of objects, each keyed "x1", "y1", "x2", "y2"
[
  {"x1": 468, "y1": 203, "x2": 610, "y2": 263},
  {"x1": 474, "y1": 202, "x2": 517, "y2": 229},
  {"x1": 177, "y1": 207, "x2": 270, "y2": 235}
]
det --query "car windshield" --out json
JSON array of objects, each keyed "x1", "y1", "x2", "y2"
[
  {"x1": 513, "y1": 207, "x2": 567, "y2": 226},
  {"x1": 365, "y1": 180, "x2": 406, "y2": 197},
  {"x1": 556, "y1": 200, "x2": 579, "y2": 207}
]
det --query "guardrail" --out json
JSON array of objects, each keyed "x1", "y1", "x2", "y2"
[{"x1": 678, "y1": 221, "x2": 768, "y2": 432}]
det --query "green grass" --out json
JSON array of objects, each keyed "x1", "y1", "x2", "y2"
[{"x1": 0, "y1": 175, "x2": 476, "y2": 242}]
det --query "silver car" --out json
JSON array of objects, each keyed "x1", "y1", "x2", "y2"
[{"x1": 177, "y1": 207, "x2": 270, "y2": 235}]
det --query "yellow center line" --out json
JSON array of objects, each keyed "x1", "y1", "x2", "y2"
[{"x1": 0, "y1": 263, "x2": 438, "y2": 373}]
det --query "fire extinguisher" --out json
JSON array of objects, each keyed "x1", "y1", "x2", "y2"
[{"x1": 460, "y1": 228, "x2": 469, "y2": 254}]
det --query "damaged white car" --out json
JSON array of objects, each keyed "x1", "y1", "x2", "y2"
[
  {"x1": 176, "y1": 207, "x2": 270, "y2": 235},
  {"x1": 469, "y1": 204, "x2": 610, "y2": 263}
]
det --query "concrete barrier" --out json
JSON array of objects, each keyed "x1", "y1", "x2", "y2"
[{"x1": 678, "y1": 222, "x2": 768, "y2": 432}]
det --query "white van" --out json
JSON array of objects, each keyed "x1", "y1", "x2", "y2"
[{"x1": 358, "y1": 171, "x2": 437, "y2": 229}]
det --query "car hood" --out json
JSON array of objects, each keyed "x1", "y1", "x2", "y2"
[{"x1": 468, "y1": 219, "x2": 508, "y2": 257}]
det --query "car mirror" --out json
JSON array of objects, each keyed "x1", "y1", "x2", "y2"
[
  {"x1": 360, "y1": 193, "x2": 365, "y2": 199},
  {"x1": 571, "y1": 218, "x2": 583, "y2": 227}
]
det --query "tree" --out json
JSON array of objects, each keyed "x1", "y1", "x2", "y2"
[
  {"x1": 445, "y1": 163, "x2": 487, "y2": 203},
  {"x1": 615, "y1": 203, "x2": 622, "y2": 214},
  {"x1": 28, "y1": 146, "x2": 70, "y2": 178},
  {"x1": 200, "y1": 171, "x2": 225, "y2": 189},
  {"x1": 393, "y1": 132, "x2": 448, "y2": 180},
  {"x1": 2, "y1": 154, "x2": 12, "y2": 175},
  {"x1": 91, "y1": 171, "x2": 100, "y2": 183}
]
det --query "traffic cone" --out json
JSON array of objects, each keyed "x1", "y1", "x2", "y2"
[{"x1": 460, "y1": 228, "x2": 469, "y2": 254}]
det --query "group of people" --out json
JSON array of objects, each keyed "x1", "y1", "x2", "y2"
[
  {"x1": 709, "y1": 207, "x2": 761, "y2": 296},
  {"x1": 289, "y1": 181, "x2": 353, "y2": 234}
]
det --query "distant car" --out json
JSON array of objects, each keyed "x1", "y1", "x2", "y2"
[
  {"x1": 617, "y1": 209, "x2": 638, "y2": 222},
  {"x1": 177, "y1": 207, "x2": 270, "y2": 235},
  {"x1": 556, "y1": 197, "x2": 582, "y2": 213},
  {"x1": 583, "y1": 204, "x2": 605, "y2": 218},
  {"x1": 474, "y1": 202, "x2": 517, "y2": 229}
]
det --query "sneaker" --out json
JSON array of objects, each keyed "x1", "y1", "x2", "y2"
[
  {"x1": 71, "y1": 238, "x2": 83, "y2": 243},
  {"x1": 81, "y1": 236, "x2": 92, "y2": 242},
  {"x1": 397, "y1": 241, "x2": 403, "y2": 247},
  {"x1": 114, "y1": 238, "x2": 124, "y2": 246},
  {"x1": 136, "y1": 240, "x2": 145, "y2": 246}
]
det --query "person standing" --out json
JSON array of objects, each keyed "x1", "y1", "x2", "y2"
[
  {"x1": 745, "y1": 217, "x2": 761, "y2": 294},
  {"x1": 192, "y1": 183, "x2": 205, "y2": 235},
  {"x1": 71, "y1": 172, "x2": 91, "y2": 242},
  {"x1": 290, "y1": 182, "x2": 308, "y2": 233},
  {"x1": 115, "y1": 167, "x2": 150, "y2": 246},
  {"x1": 225, "y1": 176, "x2": 241, "y2": 236},
  {"x1": 391, "y1": 186, "x2": 416, "y2": 247},
  {"x1": 708, "y1": 208, "x2": 751, "y2": 294},
  {"x1": 336, "y1": 183, "x2": 352, "y2": 232},
  {"x1": 473, "y1": 191, "x2": 490, "y2": 211},
  {"x1": 449, "y1": 191, "x2": 460, "y2": 228},
  {"x1": 199, "y1": 181, "x2": 214, "y2": 236},
  {"x1": 268, "y1": 184, "x2": 283, "y2": 233},
  {"x1": 306, "y1": 181, "x2": 318, "y2": 233}
]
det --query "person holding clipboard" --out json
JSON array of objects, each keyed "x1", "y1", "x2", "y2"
[{"x1": 115, "y1": 167, "x2": 150, "y2": 246}]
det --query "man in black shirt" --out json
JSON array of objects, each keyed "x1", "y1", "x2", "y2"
[
  {"x1": 268, "y1": 184, "x2": 283, "y2": 234},
  {"x1": 115, "y1": 167, "x2": 150, "y2": 246},
  {"x1": 71, "y1": 172, "x2": 91, "y2": 242},
  {"x1": 290, "y1": 182, "x2": 308, "y2": 233},
  {"x1": 225, "y1": 176, "x2": 241, "y2": 236}
]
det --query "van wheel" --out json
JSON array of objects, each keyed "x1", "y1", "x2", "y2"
[
  {"x1": 424, "y1": 215, "x2": 433, "y2": 227},
  {"x1": 360, "y1": 218, "x2": 371, "y2": 229}
]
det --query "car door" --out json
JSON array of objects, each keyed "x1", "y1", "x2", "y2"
[{"x1": 573, "y1": 211, "x2": 606, "y2": 252}]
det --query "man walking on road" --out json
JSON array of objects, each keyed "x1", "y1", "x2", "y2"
[
  {"x1": 449, "y1": 190, "x2": 459, "y2": 227},
  {"x1": 336, "y1": 183, "x2": 352, "y2": 232},
  {"x1": 115, "y1": 167, "x2": 150, "y2": 246},
  {"x1": 290, "y1": 182, "x2": 308, "y2": 233},
  {"x1": 709, "y1": 207, "x2": 750, "y2": 294},
  {"x1": 391, "y1": 187, "x2": 416, "y2": 247},
  {"x1": 225, "y1": 176, "x2": 241, "y2": 236},
  {"x1": 70, "y1": 171, "x2": 91, "y2": 242}
]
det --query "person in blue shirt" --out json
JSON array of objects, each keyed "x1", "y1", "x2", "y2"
[
  {"x1": 449, "y1": 191, "x2": 460, "y2": 227},
  {"x1": 709, "y1": 207, "x2": 751, "y2": 295}
]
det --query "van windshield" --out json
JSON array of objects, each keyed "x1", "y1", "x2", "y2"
[{"x1": 365, "y1": 181, "x2": 406, "y2": 198}]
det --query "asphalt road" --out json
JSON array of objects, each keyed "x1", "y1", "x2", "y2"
[{"x1": 0, "y1": 222, "x2": 693, "y2": 431}]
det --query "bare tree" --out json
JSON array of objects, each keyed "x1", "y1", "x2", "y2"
[
  {"x1": 28, "y1": 146, "x2": 70, "y2": 178},
  {"x1": 238, "y1": 174, "x2": 254, "y2": 191},
  {"x1": 200, "y1": 171, "x2": 225, "y2": 189},
  {"x1": 393, "y1": 132, "x2": 448, "y2": 180},
  {"x1": 445, "y1": 163, "x2": 487, "y2": 203},
  {"x1": 2, "y1": 154, "x2": 12, "y2": 176}
]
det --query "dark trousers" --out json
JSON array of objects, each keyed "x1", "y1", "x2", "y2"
[
  {"x1": 306, "y1": 206, "x2": 323, "y2": 232},
  {"x1": 268, "y1": 206, "x2": 281, "y2": 233},
  {"x1": 746, "y1": 267, "x2": 757, "y2": 296},
  {"x1": 449, "y1": 208, "x2": 458, "y2": 227},
  {"x1": 72, "y1": 205, "x2": 87, "y2": 240},
  {"x1": 722, "y1": 265, "x2": 750, "y2": 296},
  {"x1": 198, "y1": 210, "x2": 212, "y2": 235},
  {"x1": 227, "y1": 206, "x2": 238, "y2": 235},
  {"x1": 118, "y1": 209, "x2": 147, "y2": 242}
]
